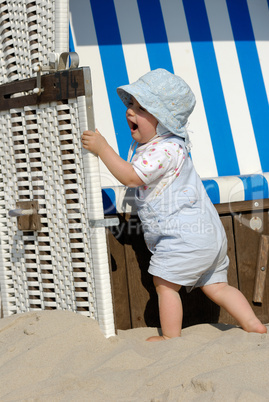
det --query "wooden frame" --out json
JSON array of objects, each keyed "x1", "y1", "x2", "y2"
[
  {"x1": 0, "y1": 68, "x2": 86, "y2": 112},
  {"x1": 108, "y1": 199, "x2": 269, "y2": 331}
]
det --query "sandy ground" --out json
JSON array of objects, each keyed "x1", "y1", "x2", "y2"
[{"x1": 0, "y1": 310, "x2": 268, "y2": 401}]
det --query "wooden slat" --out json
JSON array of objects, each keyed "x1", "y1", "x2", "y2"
[
  {"x1": 123, "y1": 214, "x2": 158, "y2": 329},
  {"x1": 0, "y1": 68, "x2": 86, "y2": 111},
  {"x1": 215, "y1": 198, "x2": 269, "y2": 215},
  {"x1": 233, "y1": 211, "x2": 269, "y2": 323},
  {"x1": 108, "y1": 214, "x2": 132, "y2": 330},
  {"x1": 253, "y1": 234, "x2": 269, "y2": 303}
]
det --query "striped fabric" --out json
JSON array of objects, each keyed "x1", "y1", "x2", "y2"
[
  {"x1": 69, "y1": 0, "x2": 269, "y2": 207},
  {"x1": 101, "y1": 173, "x2": 269, "y2": 215},
  {"x1": 203, "y1": 173, "x2": 269, "y2": 205}
]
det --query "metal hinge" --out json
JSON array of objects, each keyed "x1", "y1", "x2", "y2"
[
  {"x1": 33, "y1": 52, "x2": 80, "y2": 95},
  {"x1": 9, "y1": 200, "x2": 41, "y2": 231},
  {"x1": 89, "y1": 217, "x2": 120, "y2": 228}
]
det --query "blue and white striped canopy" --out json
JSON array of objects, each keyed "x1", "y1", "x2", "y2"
[{"x1": 69, "y1": 0, "x2": 269, "y2": 208}]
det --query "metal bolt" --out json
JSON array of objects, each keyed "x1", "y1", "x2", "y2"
[{"x1": 261, "y1": 267, "x2": 265, "y2": 271}]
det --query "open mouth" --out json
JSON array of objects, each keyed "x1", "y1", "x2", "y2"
[{"x1": 130, "y1": 122, "x2": 138, "y2": 132}]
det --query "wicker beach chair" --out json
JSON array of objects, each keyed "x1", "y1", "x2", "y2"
[
  {"x1": 69, "y1": 0, "x2": 269, "y2": 329},
  {"x1": 0, "y1": 0, "x2": 115, "y2": 337}
]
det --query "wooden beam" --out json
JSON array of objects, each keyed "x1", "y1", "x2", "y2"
[
  {"x1": 215, "y1": 198, "x2": 269, "y2": 215},
  {"x1": 0, "y1": 68, "x2": 86, "y2": 111},
  {"x1": 253, "y1": 235, "x2": 269, "y2": 303}
]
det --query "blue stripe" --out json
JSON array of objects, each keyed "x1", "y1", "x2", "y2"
[
  {"x1": 102, "y1": 175, "x2": 268, "y2": 214},
  {"x1": 102, "y1": 189, "x2": 117, "y2": 215},
  {"x1": 69, "y1": 24, "x2": 75, "y2": 52},
  {"x1": 227, "y1": 0, "x2": 269, "y2": 173},
  {"x1": 90, "y1": 0, "x2": 131, "y2": 160},
  {"x1": 183, "y1": 0, "x2": 240, "y2": 177},
  {"x1": 240, "y1": 175, "x2": 269, "y2": 201},
  {"x1": 137, "y1": 0, "x2": 174, "y2": 72},
  {"x1": 202, "y1": 179, "x2": 220, "y2": 204}
]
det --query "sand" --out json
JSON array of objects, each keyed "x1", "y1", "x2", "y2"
[{"x1": 0, "y1": 310, "x2": 268, "y2": 401}]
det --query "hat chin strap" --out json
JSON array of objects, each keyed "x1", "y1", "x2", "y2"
[
  {"x1": 127, "y1": 139, "x2": 137, "y2": 163},
  {"x1": 181, "y1": 123, "x2": 192, "y2": 152}
]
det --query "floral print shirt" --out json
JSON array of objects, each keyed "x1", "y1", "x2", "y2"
[{"x1": 132, "y1": 135, "x2": 185, "y2": 200}]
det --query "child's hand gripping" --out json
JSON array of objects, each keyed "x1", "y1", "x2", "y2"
[
  {"x1": 81, "y1": 129, "x2": 108, "y2": 156},
  {"x1": 81, "y1": 128, "x2": 144, "y2": 187}
]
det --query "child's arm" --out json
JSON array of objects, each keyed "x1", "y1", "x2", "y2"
[{"x1": 81, "y1": 129, "x2": 144, "y2": 187}]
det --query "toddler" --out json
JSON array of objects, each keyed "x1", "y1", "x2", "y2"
[{"x1": 82, "y1": 69, "x2": 267, "y2": 341}]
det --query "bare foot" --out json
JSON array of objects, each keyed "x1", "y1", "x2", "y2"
[
  {"x1": 146, "y1": 335, "x2": 166, "y2": 342},
  {"x1": 243, "y1": 318, "x2": 267, "y2": 334},
  {"x1": 146, "y1": 335, "x2": 180, "y2": 342}
]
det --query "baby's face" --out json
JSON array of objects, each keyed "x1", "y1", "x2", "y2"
[{"x1": 126, "y1": 97, "x2": 158, "y2": 144}]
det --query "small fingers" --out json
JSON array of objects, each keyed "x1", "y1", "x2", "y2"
[
  {"x1": 81, "y1": 136, "x2": 87, "y2": 145},
  {"x1": 81, "y1": 130, "x2": 91, "y2": 143},
  {"x1": 81, "y1": 129, "x2": 98, "y2": 140}
]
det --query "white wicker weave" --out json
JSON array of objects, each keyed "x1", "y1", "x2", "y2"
[
  {"x1": 0, "y1": 89, "x2": 115, "y2": 337},
  {"x1": 0, "y1": 0, "x2": 69, "y2": 84}
]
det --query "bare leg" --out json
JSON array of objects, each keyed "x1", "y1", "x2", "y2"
[
  {"x1": 201, "y1": 282, "x2": 267, "y2": 333},
  {"x1": 147, "y1": 276, "x2": 182, "y2": 342}
]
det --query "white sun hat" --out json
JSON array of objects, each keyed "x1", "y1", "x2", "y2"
[{"x1": 117, "y1": 68, "x2": 196, "y2": 150}]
